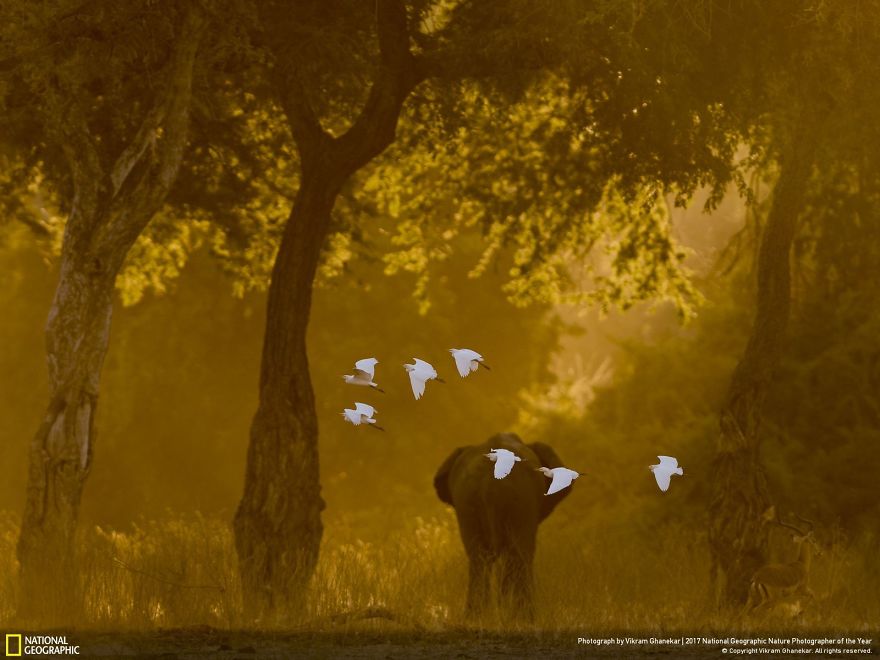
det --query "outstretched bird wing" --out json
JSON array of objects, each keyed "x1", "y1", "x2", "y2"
[
  {"x1": 355, "y1": 358, "x2": 376, "y2": 379},
  {"x1": 408, "y1": 372, "x2": 426, "y2": 400},
  {"x1": 350, "y1": 368, "x2": 371, "y2": 382},
  {"x1": 494, "y1": 455, "x2": 515, "y2": 479},
  {"x1": 657, "y1": 455, "x2": 679, "y2": 469},
  {"x1": 342, "y1": 409, "x2": 361, "y2": 425},
  {"x1": 452, "y1": 352, "x2": 471, "y2": 378},
  {"x1": 451, "y1": 349, "x2": 481, "y2": 378},
  {"x1": 653, "y1": 468, "x2": 672, "y2": 492},
  {"x1": 413, "y1": 358, "x2": 433, "y2": 371},
  {"x1": 546, "y1": 471, "x2": 571, "y2": 495},
  {"x1": 354, "y1": 402, "x2": 376, "y2": 417}
]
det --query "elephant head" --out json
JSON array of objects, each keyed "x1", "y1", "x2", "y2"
[{"x1": 433, "y1": 432, "x2": 571, "y2": 619}]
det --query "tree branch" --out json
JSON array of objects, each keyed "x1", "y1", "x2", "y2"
[
  {"x1": 43, "y1": 79, "x2": 104, "y2": 245},
  {"x1": 275, "y1": 69, "x2": 332, "y2": 166},
  {"x1": 111, "y1": 3, "x2": 205, "y2": 197},
  {"x1": 151, "y1": 3, "x2": 207, "y2": 190},
  {"x1": 96, "y1": 2, "x2": 206, "y2": 256},
  {"x1": 110, "y1": 104, "x2": 167, "y2": 197},
  {"x1": 332, "y1": 0, "x2": 423, "y2": 175}
]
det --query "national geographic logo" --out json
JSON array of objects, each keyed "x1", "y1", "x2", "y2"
[
  {"x1": 5, "y1": 635, "x2": 79, "y2": 656},
  {"x1": 4, "y1": 635, "x2": 21, "y2": 657}
]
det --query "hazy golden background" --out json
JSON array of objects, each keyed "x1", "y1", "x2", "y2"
[
  {"x1": 1, "y1": 0, "x2": 879, "y2": 642},
  {"x1": 2, "y1": 189, "x2": 876, "y2": 631}
]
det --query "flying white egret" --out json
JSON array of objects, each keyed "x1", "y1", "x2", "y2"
[
  {"x1": 343, "y1": 357, "x2": 384, "y2": 392},
  {"x1": 340, "y1": 402, "x2": 384, "y2": 431},
  {"x1": 484, "y1": 447, "x2": 522, "y2": 479},
  {"x1": 536, "y1": 466, "x2": 581, "y2": 495},
  {"x1": 403, "y1": 358, "x2": 444, "y2": 400},
  {"x1": 649, "y1": 455, "x2": 683, "y2": 492},
  {"x1": 449, "y1": 348, "x2": 491, "y2": 378}
]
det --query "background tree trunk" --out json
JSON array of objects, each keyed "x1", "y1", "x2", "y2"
[
  {"x1": 15, "y1": 6, "x2": 205, "y2": 623},
  {"x1": 708, "y1": 127, "x2": 818, "y2": 607},
  {"x1": 233, "y1": 0, "x2": 420, "y2": 620}
]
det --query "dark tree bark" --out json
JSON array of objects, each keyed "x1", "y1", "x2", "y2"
[
  {"x1": 233, "y1": 0, "x2": 423, "y2": 620},
  {"x1": 16, "y1": 6, "x2": 205, "y2": 623},
  {"x1": 708, "y1": 125, "x2": 818, "y2": 607}
]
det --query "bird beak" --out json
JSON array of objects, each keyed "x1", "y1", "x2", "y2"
[{"x1": 481, "y1": 363, "x2": 492, "y2": 371}]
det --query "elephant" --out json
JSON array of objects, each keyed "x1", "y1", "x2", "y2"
[{"x1": 433, "y1": 432, "x2": 572, "y2": 619}]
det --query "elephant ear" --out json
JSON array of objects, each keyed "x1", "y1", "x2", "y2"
[
  {"x1": 434, "y1": 446, "x2": 466, "y2": 506},
  {"x1": 529, "y1": 441, "x2": 571, "y2": 521}
]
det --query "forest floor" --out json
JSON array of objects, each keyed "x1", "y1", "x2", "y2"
[
  {"x1": 3, "y1": 515, "x2": 877, "y2": 658},
  {"x1": 66, "y1": 627, "x2": 718, "y2": 659},
  {"x1": 50, "y1": 621, "x2": 880, "y2": 659}
]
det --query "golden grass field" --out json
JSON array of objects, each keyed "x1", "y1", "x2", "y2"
[{"x1": 1, "y1": 509, "x2": 877, "y2": 642}]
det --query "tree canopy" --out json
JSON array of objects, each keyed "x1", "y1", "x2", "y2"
[{"x1": 2, "y1": 0, "x2": 879, "y2": 625}]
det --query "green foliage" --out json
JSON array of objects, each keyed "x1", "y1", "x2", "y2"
[
  {"x1": 0, "y1": 0, "x2": 185, "y2": 181},
  {"x1": 364, "y1": 78, "x2": 707, "y2": 317},
  {"x1": 1, "y1": 0, "x2": 762, "y2": 321},
  {"x1": 117, "y1": 214, "x2": 211, "y2": 306}
]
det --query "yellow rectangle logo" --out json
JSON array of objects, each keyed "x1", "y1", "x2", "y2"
[{"x1": 5, "y1": 634, "x2": 22, "y2": 657}]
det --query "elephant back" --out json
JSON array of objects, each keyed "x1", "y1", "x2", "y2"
[
  {"x1": 434, "y1": 432, "x2": 571, "y2": 523},
  {"x1": 451, "y1": 435, "x2": 546, "y2": 519}
]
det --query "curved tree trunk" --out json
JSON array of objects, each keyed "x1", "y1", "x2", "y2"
[
  {"x1": 233, "y1": 0, "x2": 421, "y2": 621},
  {"x1": 708, "y1": 128, "x2": 818, "y2": 607},
  {"x1": 16, "y1": 6, "x2": 205, "y2": 623},
  {"x1": 17, "y1": 255, "x2": 115, "y2": 621},
  {"x1": 233, "y1": 163, "x2": 337, "y2": 619}
]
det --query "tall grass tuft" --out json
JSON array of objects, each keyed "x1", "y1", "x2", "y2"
[{"x1": 0, "y1": 509, "x2": 876, "y2": 633}]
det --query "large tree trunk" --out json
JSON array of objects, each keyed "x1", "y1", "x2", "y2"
[
  {"x1": 233, "y1": 0, "x2": 421, "y2": 621},
  {"x1": 16, "y1": 6, "x2": 204, "y2": 623},
  {"x1": 708, "y1": 130, "x2": 817, "y2": 607},
  {"x1": 17, "y1": 250, "x2": 119, "y2": 621},
  {"x1": 233, "y1": 164, "x2": 337, "y2": 620}
]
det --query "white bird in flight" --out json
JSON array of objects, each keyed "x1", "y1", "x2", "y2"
[
  {"x1": 340, "y1": 402, "x2": 384, "y2": 431},
  {"x1": 537, "y1": 466, "x2": 581, "y2": 495},
  {"x1": 343, "y1": 357, "x2": 384, "y2": 392},
  {"x1": 485, "y1": 448, "x2": 521, "y2": 479},
  {"x1": 449, "y1": 348, "x2": 491, "y2": 378},
  {"x1": 403, "y1": 358, "x2": 444, "y2": 400},
  {"x1": 649, "y1": 455, "x2": 683, "y2": 492}
]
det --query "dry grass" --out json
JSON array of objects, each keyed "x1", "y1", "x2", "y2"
[{"x1": 0, "y1": 509, "x2": 876, "y2": 634}]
